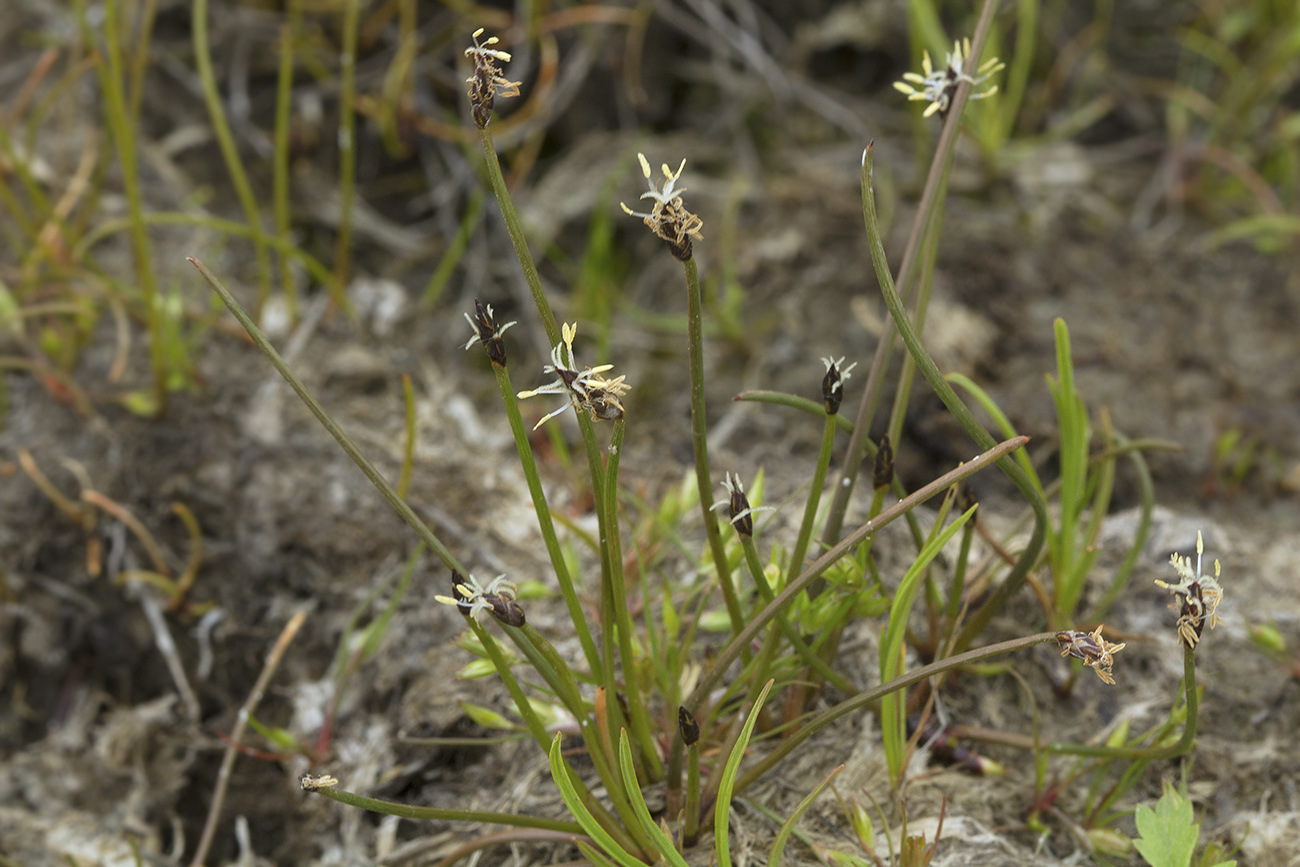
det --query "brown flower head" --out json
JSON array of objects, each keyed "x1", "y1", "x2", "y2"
[
  {"x1": 1156, "y1": 530, "x2": 1223, "y2": 650},
  {"x1": 620, "y1": 153, "x2": 704, "y2": 261},
  {"x1": 465, "y1": 28, "x2": 521, "y2": 128},
  {"x1": 517, "y1": 322, "x2": 629, "y2": 429},
  {"x1": 1055, "y1": 625, "x2": 1126, "y2": 685}
]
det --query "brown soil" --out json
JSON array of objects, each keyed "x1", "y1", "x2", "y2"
[{"x1": 2, "y1": 2, "x2": 1299, "y2": 866}]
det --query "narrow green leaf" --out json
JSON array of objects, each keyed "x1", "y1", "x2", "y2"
[
  {"x1": 618, "y1": 730, "x2": 691, "y2": 867},
  {"x1": 715, "y1": 679, "x2": 775, "y2": 867},
  {"x1": 547, "y1": 734, "x2": 646, "y2": 867}
]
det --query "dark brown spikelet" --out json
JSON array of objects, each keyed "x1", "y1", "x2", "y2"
[
  {"x1": 873, "y1": 435, "x2": 894, "y2": 490},
  {"x1": 486, "y1": 593, "x2": 526, "y2": 627},
  {"x1": 678, "y1": 706, "x2": 700, "y2": 746},
  {"x1": 464, "y1": 29, "x2": 520, "y2": 129},
  {"x1": 465, "y1": 299, "x2": 513, "y2": 367}
]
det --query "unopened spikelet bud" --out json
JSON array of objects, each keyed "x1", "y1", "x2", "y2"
[
  {"x1": 820, "y1": 356, "x2": 857, "y2": 415},
  {"x1": 465, "y1": 28, "x2": 521, "y2": 129},
  {"x1": 873, "y1": 435, "x2": 894, "y2": 490},
  {"x1": 678, "y1": 706, "x2": 700, "y2": 746}
]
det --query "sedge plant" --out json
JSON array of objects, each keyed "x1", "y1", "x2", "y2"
[{"x1": 188, "y1": 12, "x2": 1227, "y2": 866}]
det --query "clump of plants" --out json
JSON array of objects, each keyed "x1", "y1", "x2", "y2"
[{"x1": 189, "y1": 5, "x2": 1228, "y2": 865}]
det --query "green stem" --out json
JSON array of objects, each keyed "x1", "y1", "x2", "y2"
[
  {"x1": 192, "y1": 0, "x2": 273, "y2": 313},
  {"x1": 676, "y1": 435, "x2": 1028, "y2": 756},
  {"x1": 492, "y1": 362, "x2": 601, "y2": 675},
  {"x1": 602, "y1": 422, "x2": 664, "y2": 779},
  {"x1": 312, "y1": 786, "x2": 582, "y2": 833},
  {"x1": 469, "y1": 620, "x2": 552, "y2": 751},
  {"x1": 733, "y1": 632, "x2": 1060, "y2": 794},
  {"x1": 683, "y1": 742, "x2": 701, "y2": 847},
  {"x1": 333, "y1": 0, "x2": 359, "y2": 289},
  {"x1": 786, "y1": 413, "x2": 838, "y2": 585},
  {"x1": 80, "y1": 0, "x2": 165, "y2": 412},
  {"x1": 477, "y1": 127, "x2": 559, "y2": 345},
  {"x1": 682, "y1": 257, "x2": 744, "y2": 647},
  {"x1": 190, "y1": 258, "x2": 461, "y2": 572},
  {"x1": 820, "y1": 0, "x2": 1003, "y2": 548},
  {"x1": 858, "y1": 148, "x2": 1048, "y2": 653}
]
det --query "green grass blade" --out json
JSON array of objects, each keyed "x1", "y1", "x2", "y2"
[
  {"x1": 548, "y1": 734, "x2": 647, "y2": 867},
  {"x1": 617, "y1": 730, "x2": 690, "y2": 867},
  {"x1": 880, "y1": 504, "x2": 977, "y2": 784},
  {"x1": 715, "y1": 679, "x2": 774, "y2": 867},
  {"x1": 769, "y1": 764, "x2": 843, "y2": 867}
]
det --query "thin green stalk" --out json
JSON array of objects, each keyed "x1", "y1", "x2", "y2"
[
  {"x1": 312, "y1": 785, "x2": 582, "y2": 833},
  {"x1": 672, "y1": 435, "x2": 1028, "y2": 773},
  {"x1": 477, "y1": 128, "x2": 559, "y2": 345},
  {"x1": 739, "y1": 535, "x2": 856, "y2": 695},
  {"x1": 397, "y1": 374, "x2": 416, "y2": 499},
  {"x1": 786, "y1": 413, "x2": 838, "y2": 585},
  {"x1": 683, "y1": 740, "x2": 701, "y2": 846},
  {"x1": 682, "y1": 257, "x2": 744, "y2": 645},
  {"x1": 190, "y1": 258, "x2": 462, "y2": 573},
  {"x1": 821, "y1": 0, "x2": 1003, "y2": 548},
  {"x1": 944, "y1": 512, "x2": 977, "y2": 632},
  {"x1": 126, "y1": 0, "x2": 159, "y2": 126},
  {"x1": 734, "y1": 632, "x2": 1058, "y2": 794},
  {"x1": 470, "y1": 621, "x2": 631, "y2": 848},
  {"x1": 491, "y1": 362, "x2": 601, "y2": 674},
  {"x1": 768, "y1": 764, "x2": 843, "y2": 867},
  {"x1": 333, "y1": 0, "x2": 359, "y2": 289},
  {"x1": 603, "y1": 420, "x2": 664, "y2": 779},
  {"x1": 858, "y1": 148, "x2": 1048, "y2": 653},
  {"x1": 78, "y1": 0, "x2": 165, "y2": 411},
  {"x1": 468, "y1": 620, "x2": 552, "y2": 751},
  {"x1": 273, "y1": 13, "x2": 300, "y2": 322},
  {"x1": 192, "y1": 0, "x2": 273, "y2": 312}
]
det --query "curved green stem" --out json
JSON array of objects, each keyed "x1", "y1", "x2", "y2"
[
  {"x1": 858, "y1": 148, "x2": 1048, "y2": 653},
  {"x1": 821, "y1": 0, "x2": 1003, "y2": 548}
]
